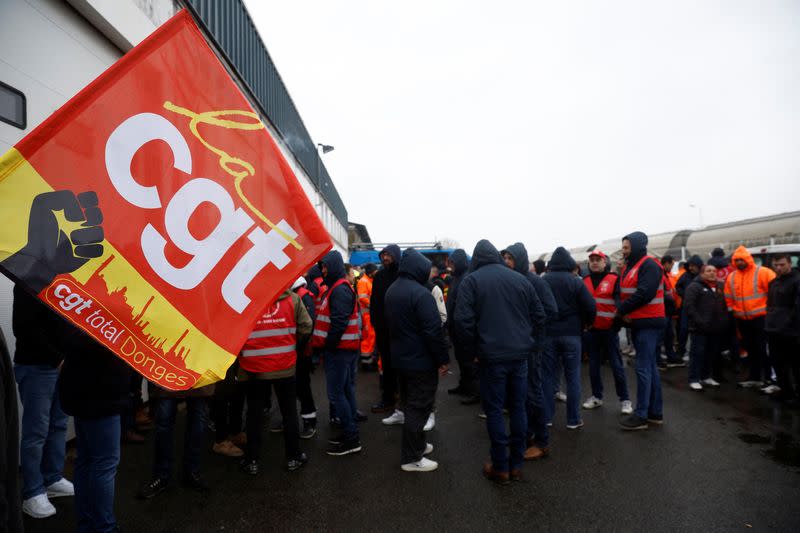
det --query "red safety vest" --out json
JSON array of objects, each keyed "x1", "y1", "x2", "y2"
[
  {"x1": 296, "y1": 286, "x2": 311, "y2": 301},
  {"x1": 313, "y1": 276, "x2": 327, "y2": 312},
  {"x1": 311, "y1": 278, "x2": 361, "y2": 351},
  {"x1": 239, "y1": 297, "x2": 297, "y2": 374},
  {"x1": 619, "y1": 255, "x2": 665, "y2": 320},
  {"x1": 583, "y1": 273, "x2": 618, "y2": 330}
]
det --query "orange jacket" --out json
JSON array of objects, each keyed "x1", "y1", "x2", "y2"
[
  {"x1": 356, "y1": 275, "x2": 373, "y2": 313},
  {"x1": 672, "y1": 269, "x2": 686, "y2": 308},
  {"x1": 723, "y1": 246, "x2": 776, "y2": 320}
]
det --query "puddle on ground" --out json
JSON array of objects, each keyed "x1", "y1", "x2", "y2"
[{"x1": 738, "y1": 432, "x2": 800, "y2": 468}]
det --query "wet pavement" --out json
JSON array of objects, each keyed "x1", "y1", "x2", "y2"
[{"x1": 24, "y1": 356, "x2": 800, "y2": 532}]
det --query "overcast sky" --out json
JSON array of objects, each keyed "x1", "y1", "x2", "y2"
[{"x1": 244, "y1": 0, "x2": 800, "y2": 256}]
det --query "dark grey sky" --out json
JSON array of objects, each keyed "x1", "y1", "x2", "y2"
[{"x1": 246, "y1": 0, "x2": 800, "y2": 256}]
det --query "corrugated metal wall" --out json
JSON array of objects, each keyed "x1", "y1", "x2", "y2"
[{"x1": 183, "y1": 0, "x2": 348, "y2": 226}]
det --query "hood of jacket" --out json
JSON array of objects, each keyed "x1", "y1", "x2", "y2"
[
  {"x1": 548, "y1": 246, "x2": 577, "y2": 273},
  {"x1": 320, "y1": 250, "x2": 346, "y2": 286},
  {"x1": 502, "y1": 242, "x2": 531, "y2": 276},
  {"x1": 731, "y1": 245, "x2": 756, "y2": 271},
  {"x1": 449, "y1": 249, "x2": 469, "y2": 276},
  {"x1": 470, "y1": 240, "x2": 503, "y2": 271},
  {"x1": 380, "y1": 244, "x2": 402, "y2": 272},
  {"x1": 398, "y1": 248, "x2": 432, "y2": 285},
  {"x1": 307, "y1": 264, "x2": 323, "y2": 281},
  {"x1": 687, "y1": 255, "x2": 704, "y2": 268},
  {"x1": 623, "y1": 231, "x2": 648, "y2": 265}
]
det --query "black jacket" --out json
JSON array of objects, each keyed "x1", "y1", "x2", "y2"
[
  {"x1": 543, "y1": 247, "x2": 596, "y2": 337},
  {"x1": 59, "y1": 329, "x2": 131, "y2": 419},
  {"x1": 385, "y1": 249, "x2": 449, "y2": 371},
  {"x1": 676, "y1": 255, "x2": 703, "y2": 298},
  {"x1": 305, "y1": 265, "x2": 324, "y2": 298},
  {"x1": 503, "y1": 243, "x2": 558, "y2": 328},
  {"x1": 319, "y1": 250, "x2": 357, "y2": 351},
  {"x1": 454, "y1": 240, "x2": 545, "y2": 363},
  {"x1": 765, "y1": 270, "x2": 800, "y2": 337},
  {"x1": 0, "y1": 328, "x2": 23, "y2": 533},
  {"x1": 683, "y1": 277, "x2": 729, "y2": 334},
  {"x1": 617, "y1": 232, "x2": 666, "y2": 330},
  {"x1": 12, "y1": 284, "x2": 67, "y2": 367},
  {"x1": 370, "y1": 244, "x2": 401, "y2": 337},
  {"x1": 445, "y1": 249, "x2": 469, "y2": 339}
]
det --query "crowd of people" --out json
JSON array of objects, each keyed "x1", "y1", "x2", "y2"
[{"x1": 1, "y1": 231, "x2": 798, "y2": 532}]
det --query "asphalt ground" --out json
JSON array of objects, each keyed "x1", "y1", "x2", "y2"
[{"x1": 23, "y1": 353, "x2": 800, "y2": 533}]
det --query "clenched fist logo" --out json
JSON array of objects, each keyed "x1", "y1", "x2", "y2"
[{"x1": 0, "y1": 190, "x2": 104, "y2": 292}]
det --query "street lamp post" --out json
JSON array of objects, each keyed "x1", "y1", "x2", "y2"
[{"x1": 688, "y1": 203, "x2": 703, "y2": 229}]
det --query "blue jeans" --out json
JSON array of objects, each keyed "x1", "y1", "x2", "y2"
[
  {"x1": 479, "y1": 359, "x2": 528, "y2": 473},
  {"x1": 154, "y1": 397, "x2": 208, "y2": 479},
  {"x1": 325, "y1": 349, "x2": 359, "y2": 440},
  {"x1": 74, "y1": 415, "x2": 120, "y2": 533},
  {"x1": 587, "y1": 329, "x2": 629, "y2": 402},
  {"x1": 632, "y1": 328, "x2": 663, "y2": 419},
  {"x1": 526, "y1": 351, "x2": 549, "y2": 448},
  {"x1": 15, "y1": 364, "x2": 68, "y2": 499},
  {"x1": 542, "y1": 336, "x2": 582, "y2": 426}
]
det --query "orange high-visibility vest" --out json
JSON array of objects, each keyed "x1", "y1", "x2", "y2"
[
  {"x1": 724, "y1": 266, "x2": 773, "y2": 320},
  {"x1": 583, "y1": 273, "x2": 617, "y2": 330},
  {"x1": 240, "y1": 297, "x2": 297, "y2": 374},
  {"x1": 312, "y1": 278, "x2": 361, "y2": 351}
]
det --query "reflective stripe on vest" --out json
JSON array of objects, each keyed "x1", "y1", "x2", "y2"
[
  {"x1": 583, "y1": 273, "x2": 618, "y2": 329},
  {"x1": 619, "y1": 256, "x2": 665, "y2": 320},
  {"x1": 239, "y1": 297, "x2": 297, "y2": 374},
  {"x1": 727, "y1": 266, "x2": 768, "y2": 319},
  {"x1": 311, "y1": 278, "x2": 361, "y2": 350}
]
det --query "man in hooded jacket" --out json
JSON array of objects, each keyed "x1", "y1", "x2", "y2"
[
  {"x1": 385, "y1": 249, "x2": 450, "y2": 472},
  {"x1": 454, "y1": 240, "x2": 545, "y2": 484},
  {"x1": 370, "y1": 245, "x2": 402, "y2": 414},
  {"x1": 674, "y1": 255, "x2": 704, "y2": 362},
  {"x1": 315, "y1": 251, "x2": 363, "y2": 456},
  {"x1": 500, "y1": 243, "x2": 557, "y2": 459},
  {"x1": 445, "y1": 249, "x2": 478, "y2": 401},
  {"x1": 541, "y1": 247, "x2": 596, "y2": 430},
  {"x1": 616, "y1": 232, "x2": 667, "y2": 430}
]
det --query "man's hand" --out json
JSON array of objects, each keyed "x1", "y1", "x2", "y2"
[{"x1": 438, "y1": 364, "x2": 449, "y2": 377}]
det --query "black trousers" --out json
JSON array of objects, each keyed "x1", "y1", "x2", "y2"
[
  {"x1": 738, "y1": 317, "x2": 769, "y2": 382},
  {"x1": 211, "y1": 373, "x2": 245, "y2": 443},
  {"x1": 245, "y1": 377, "x2": 300, "y2": 461},
  {"x1": 398, "y1": 370, "x2": 438, "y2": 464},
  {"x1": 296, "y1": 354, "x2": 316, "y2": 417},
  {"x1": 454, "y1": 343, "x2": 478, "y2": 395},
  {"x1": 768, "y1": 333, "x2": 800, "y2": 399},
  {"x1": 377, "y1": 332, "x2": 399, "y2": 405}
]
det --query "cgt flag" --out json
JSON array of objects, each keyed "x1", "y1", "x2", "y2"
[{"x1": 0, "y1": 10, "x2": 332, "y2": 390}]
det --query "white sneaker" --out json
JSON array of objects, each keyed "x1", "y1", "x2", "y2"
[
  {"x1": 423, "y1": 412, "x2": 435, "y2": 432},
  {"x1": 555, "y1": 391, "x2": 567, "y2": 403},
  {"x1": 22, "y1": 494, "x2": 56, "y2": 518},
  {"x1": 737, "y1": 380, "x2": 763, "y2": 389},
  {"x1": 689, "y1": 382, "x2": 703, "y2": 391},
  {"x1": 761, "y1": 384, "x2": 781, "y2": 395},
  {"x1": 401, "y1": 457, "x2": 439, "y2": 472},
  {"x1": 382, "y1": 410, "x2": 405, "y2": 425},
  {"x1": 424, "y1": 443, "x2": 434, "y2": 455},
  {"x1": 702, "y1": 378, "x2": 720, "y2": 388},
  {"x1": 620, "y1": 400, "x2": 633, "y2": 415},
  {"x1": 682, "y1": 354, "x2": 690, "y2": 363},
  {"x1": 582, "y1": 396, "x2": 603, "y2": 409},
  {"x1": 46, "y1": 478, "x2": 74, "y2": 498}
]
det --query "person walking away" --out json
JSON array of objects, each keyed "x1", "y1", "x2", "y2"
[
  {"x1": 239, "y1": 288, "x2": 313, "y2": 474},
  {"x1": 454, "y1": 240, "x2": 545, "y2": 484},
  {"x1": 540, "y1": 247, "x2": 595, "y2": 430},
  {"x1": 724, "y1": 246, "x2": 776, "y2": 389},
  {"x1": 293, "y1": 276, "x2": 320, "y2": 438},
  {"x1": 370, "y1": 245, "x2": 402, "y2": 414},
  {"x1": 1, "y1": 326, "x2": 23, "y2": 533},
  {"x1": 313, "y1": 251, "x2": 364, "y2": 456},
  {"x1": 580, "y1": 251, "x2": 632, "y2": 414},
  {"x1": 137, "y1": 382, "x2": 215, "y2": 498},
  {"x1": 765, "y1": 254, "x2": 800, "y2": 404},
  {"x1": 500, "y1": 243, "x2": 555, "y2": 460},
  {"x1": 12, "y1": 286, "x2": 73, "y2": 518},
  {"x1": 59, "y1": 322, "x2": 131, "y2": 533},
  {"x1": 617, "y1": 232, "x2": 668, "y2": 431},
  {"x1": 674, "y1": 255, "x2": 704, "y2": 364},
  {"x1": 684, "y1": 265, "x2": 729, "y2": 390},
  {"x1": 385, "y1": 249, "x2": 450, "y2": 472},
  {"x1": 445, "y1": 249, "x2": 479, "y2": 403},
  {"x1": 357, "y1": 263, "x2": 378, "y2": 369}
]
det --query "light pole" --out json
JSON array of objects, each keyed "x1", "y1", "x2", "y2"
[{"x1": 688, "y1": 203, "x2": 703, "y2": 229}]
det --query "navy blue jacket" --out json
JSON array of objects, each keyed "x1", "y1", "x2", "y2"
[
  {"x1": 319, "y1": 250, "x2": 357, "y2": 351},
  {"x1": 385, "y1": 249, "x2": 450, "y2": 371},
  {"x1": 502, "y1": 242, "x2": 558, "y2": 327},
  {"x1": 676, "y1": 255, "x2": 703, "y2": 298},
  {"x1": 370, "y1": 244, "x2": 401, "y2": 336},
  {"x1": 445, "y1": 249, "x2": 469, "y2": 337},
  {"x1": 543, "y1": 247, "x2": 596, "y2": 337},
  {"x1": 454, "y1": 240, "x2": 545, "y2": 362},
  {"x1": 616, "y1": 232, "x2": 666, "y2": 330}
]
